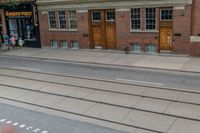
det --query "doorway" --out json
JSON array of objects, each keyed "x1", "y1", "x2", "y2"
[
  {"x1": 89, "y1": 10, "x2": 116, "y2": 49},
  {"x1": 159, "y1": 26, "x2": 173, "y2": 50}
]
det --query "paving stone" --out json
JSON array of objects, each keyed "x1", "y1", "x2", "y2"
[
  {"x1": 17, "y1": 72, "x2": 49, "y2": 80},
  {"x1": 142, "y1": 88, "x2": 181, "y2": 101},
  {"x1": 103, "y1": 93, "x2": 142, "y2": 107},
  {"x1": 0, "y1": 69, "x2": 22, "y2": 76},
  {"x1": 85, "y1": 90, "x2": 111, "y2": 101},
  {"x1": 16, "y1": 92, "x2": 48, "y2": 103},
  {"x1": 164, "y1": 102, "x2": 200, "y2": 120},
  {"x1": 134, "y1": 129, "x2": 156, "y2": 133},
  {"x1": 0, "y1": 98, "x2": 39, "y2": 111},
  {"x1": 40, "y1": 84, "x2": 92, "y2": 98},
  {"x1": 135, "y1": 98, "x2": 171, "y2": 113},
  {"x1": 84, "y1": 103, "x2": 131, "y2": 122},
  {"x1": 168, "y1": 118, "x2": 200, "y2": 133},
  {"x1": 0, "y1": 87, "x2": 29, "y2": 99},
  {"x1": 112, "y1": 84, "x2": 145, "y2": 95},
  {"x1": 84, "y1": 81, "x2": 115, "y2": 90},
  {"x1": 33, "y1": 95, "x2": 65, "y2": 107},
  {"x1": 53, "y1": 97, "x2": 96, "y2": 114},
  {"x1": 26, "y1": 81, "x2": 51, "y2": 90},
  {"x1": 177, "y1": 92, "x2": 200, "y2": 105},
  {"x1": 122, "y1": 110, "x2": 176, "y2": 133}
]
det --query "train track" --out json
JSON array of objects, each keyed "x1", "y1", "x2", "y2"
[{"x1": 0, "y1": 67, "x2": 200, "y2": 133}]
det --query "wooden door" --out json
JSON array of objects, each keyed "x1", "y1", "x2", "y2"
[
  {"x1": 160, "y1": 27, "x2": 173, "y2": 50},
  {"x1": 105, "y1": 10, "x2": 116, "y2": 49},
  {"x1": 89, "y1": 10, "x2": 116, "y2": 49}
]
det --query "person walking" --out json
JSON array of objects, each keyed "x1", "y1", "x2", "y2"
[
  {"x1": 10, "y1": 35, "x2": 16, "y2": 48},
  {"x1": 18, "y1": 37, "x2": 24, "y2": 49}
]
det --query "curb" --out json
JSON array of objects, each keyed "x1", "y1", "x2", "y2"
[{"x1": 0, "y1": 54, "x2": 200, "y2": 74}]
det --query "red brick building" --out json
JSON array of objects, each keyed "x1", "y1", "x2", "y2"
[{"x1": 37, "y1": 0, "x2": 200, "y2": 55}]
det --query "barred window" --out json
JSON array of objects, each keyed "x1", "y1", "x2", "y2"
[
  {"x1": 69, "y1": 10, "x2": 77, "y2": 29},
  {"x1": 145, "y1": 8, "x2": 156, "y2": 30},
  {"x1": 131, "y1": 8, "x2": 140, "y2": 30},
  {"x1": 161, "y1": 9, "x2": 172, "y2": 20},
  {"x1": 48, "y1": 11, "x2": 56, "y2": 29},
  {"x1": 59, "y1": 11, "x2": 67, "y2": 29}
]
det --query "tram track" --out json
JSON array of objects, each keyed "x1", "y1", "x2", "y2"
[
  {"x1": 0, "y1": 67, "x2": 200, "y2": 106},
  {"x1": 0, "y1": 67, "x2": 200, "y2": 133}
]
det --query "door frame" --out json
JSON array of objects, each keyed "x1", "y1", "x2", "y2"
[
  {"x1": 159, "y1": 25, "x2": 173, "y2": 51},
  {"x1": 88, "y1": 9, "x2": 116, "y2": 49}
]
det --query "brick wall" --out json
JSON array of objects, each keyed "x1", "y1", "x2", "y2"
[
  {"x1": 173, "y1": 5, "x2": 192, "y2": 54},
  {"x1": 38, "y1": 11, "x2": 90, "y2": 48},
  {"x1": 116, "y1": 8, "x2": 159, "y2": 52},
  {"x1": 191, "y1": 0, "x2": 200, "y2": 56}
]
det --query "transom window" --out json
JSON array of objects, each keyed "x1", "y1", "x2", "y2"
[
  {"x1": 131, "y1": 8, "x2": 140, "y2": 30},
  {"x1": 48, "y1": 11, "x2": 56, "y2": 29},
  {"x1": 59, "y1": 11, "x2": 67, "y2": 29},
  {"x1": 106, "y1": 11, "x2": 115, "y2": 21},
  {"x1": 146, "y1": 8, "x2": 156, "y2": 30},
  {"x1": 92, "y1": 11, "x2": 101, "y2": 21},
  {"x1": 69, "y1": 10, "x2": 77, "y2": 29},
  {"x1": 160, "y1": 9, "x2": 173, "y2": 20}
]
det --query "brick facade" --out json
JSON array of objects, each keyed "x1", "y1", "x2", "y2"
[
  {"x1": 191, "y1": 0, "x2": 200, "y2": 56},
  {"x1": 39, "y1": 11, "x2": 90, "y2": 48},
  {"x1": 37, "y1": 0, "x2": 200, "y2": 55},
  {"x1": 173, "y1": 5, "x2": 192, "y2": 54}
]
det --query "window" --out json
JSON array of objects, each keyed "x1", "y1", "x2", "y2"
[
  {"x1": 106, "y1": 11, "x2": 115, "y2": 21},
  {"x1": 60, "y1": 40, "x2": 68, "y2": 48},
  {"x1": 48, "y1": 11, "x2": 56, "y2": 29},
  {"x1": 161, "y1": 9, "x2": 172, "y2": 20},
  {"x1": 59, "y1": 11, "x2": 67, "y2": 29},
  {"x1": 146, "y1": 44, "x2": 156, "y2": 53},
  {"x1": 92, "y1": 11, "x2": 101, "y2": 21},
  {"x1": 131, "y1": 43, "x2": 141, "y2": 53},
  {"x1": 69, "y1": 10, "x2": 77, "y2": 29},
  {"x1": 131, "y1": 8, "x2": 140, "y2": 30},
  {"x1": 145, "y1": 8, "x2": 156, "y2": 30},
  {"x1": 50, "y1": 40, "x2": 57, "y2": 48},
  {"x1": 71, "y1": 40, "x2": 79, "y2": 49}
]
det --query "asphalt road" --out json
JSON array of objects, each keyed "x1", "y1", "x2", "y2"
[
  {"x1": 0, "y1": 103, "x2": 125, "y2": 133},
  {"x1": 0, "y1": 56, "x2": 200, "y2": 91}
]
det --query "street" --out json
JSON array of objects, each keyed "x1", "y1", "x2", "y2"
[
  {"x1": 0, "y1": 56, "x2": 199, "y2": 91},
  {"x1": 0, "y1": 103, "x2": 124, "y2": 133},
  {"x1": 0, "y1": 55, "x2": 200, "y2": 133}
]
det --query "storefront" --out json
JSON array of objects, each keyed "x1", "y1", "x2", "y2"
[{"x1": 4, "y1": 1, "x2": 40, "y2": 48}]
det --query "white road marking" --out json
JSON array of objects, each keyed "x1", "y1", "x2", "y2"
[
  {"x1": 33, "y1": 128, "x2": 41, "y2": 132},
  {"x1": 0, "y1": 118, "x2": 48, "y2": 133},
  {"x1": 26, "y1": 126, "x2": 33, "y2": 130},
  {"x1": 41, "y1": 131, "x2": 48, "y2": 133},
  {"x1": 19, "y1": 124, "x2": 26, "y2": 128},
  {"x1": 116, "y1": 78, "x2": 164, "y2": 86},
  {"x1": 13, "y1": 66, "x2": 40, "y2": 71},
  {"x1": 13, "y1": 122, "x2": 19, "y2": 126},
  {"x1": 6, "y1": 121, "x2": 12, "y2": 124},
  {"x1": 0, "y1": 119, "x2": 6, "y2": 122}
]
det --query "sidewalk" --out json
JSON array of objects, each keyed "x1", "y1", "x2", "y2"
[{"x1": 1, "y1": 48, "x2": 200, "y2": 73}]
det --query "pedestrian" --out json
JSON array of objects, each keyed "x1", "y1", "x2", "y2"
[
  {"x1": 3, "y1": 34, "x2": 10, "y2": 50},
  {"x1": 18, "y1": 37, "x2": 24, "y2": 49},
  {"x1": 10, "y1": 35, "x2": 16, "y2": 48}
]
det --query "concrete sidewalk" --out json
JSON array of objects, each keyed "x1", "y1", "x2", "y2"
[{"x1": 1, "y1": 48, "x2": 200, "y2": 73}]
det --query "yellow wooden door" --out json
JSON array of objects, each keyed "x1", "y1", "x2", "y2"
[
  {"x1": 160, "y1": 27, "x2": 173, "y2": 50},
  {"x1": 105, "y1": 10, "x2": 116, "y2": 49}
]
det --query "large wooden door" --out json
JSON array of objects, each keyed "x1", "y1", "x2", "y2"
[
  {"x1": 160, "y1": 27, "x2": 173, "y2": 50},
  {"x1": 89, "y1": 10, "x2": 116, "y2": 49}
]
